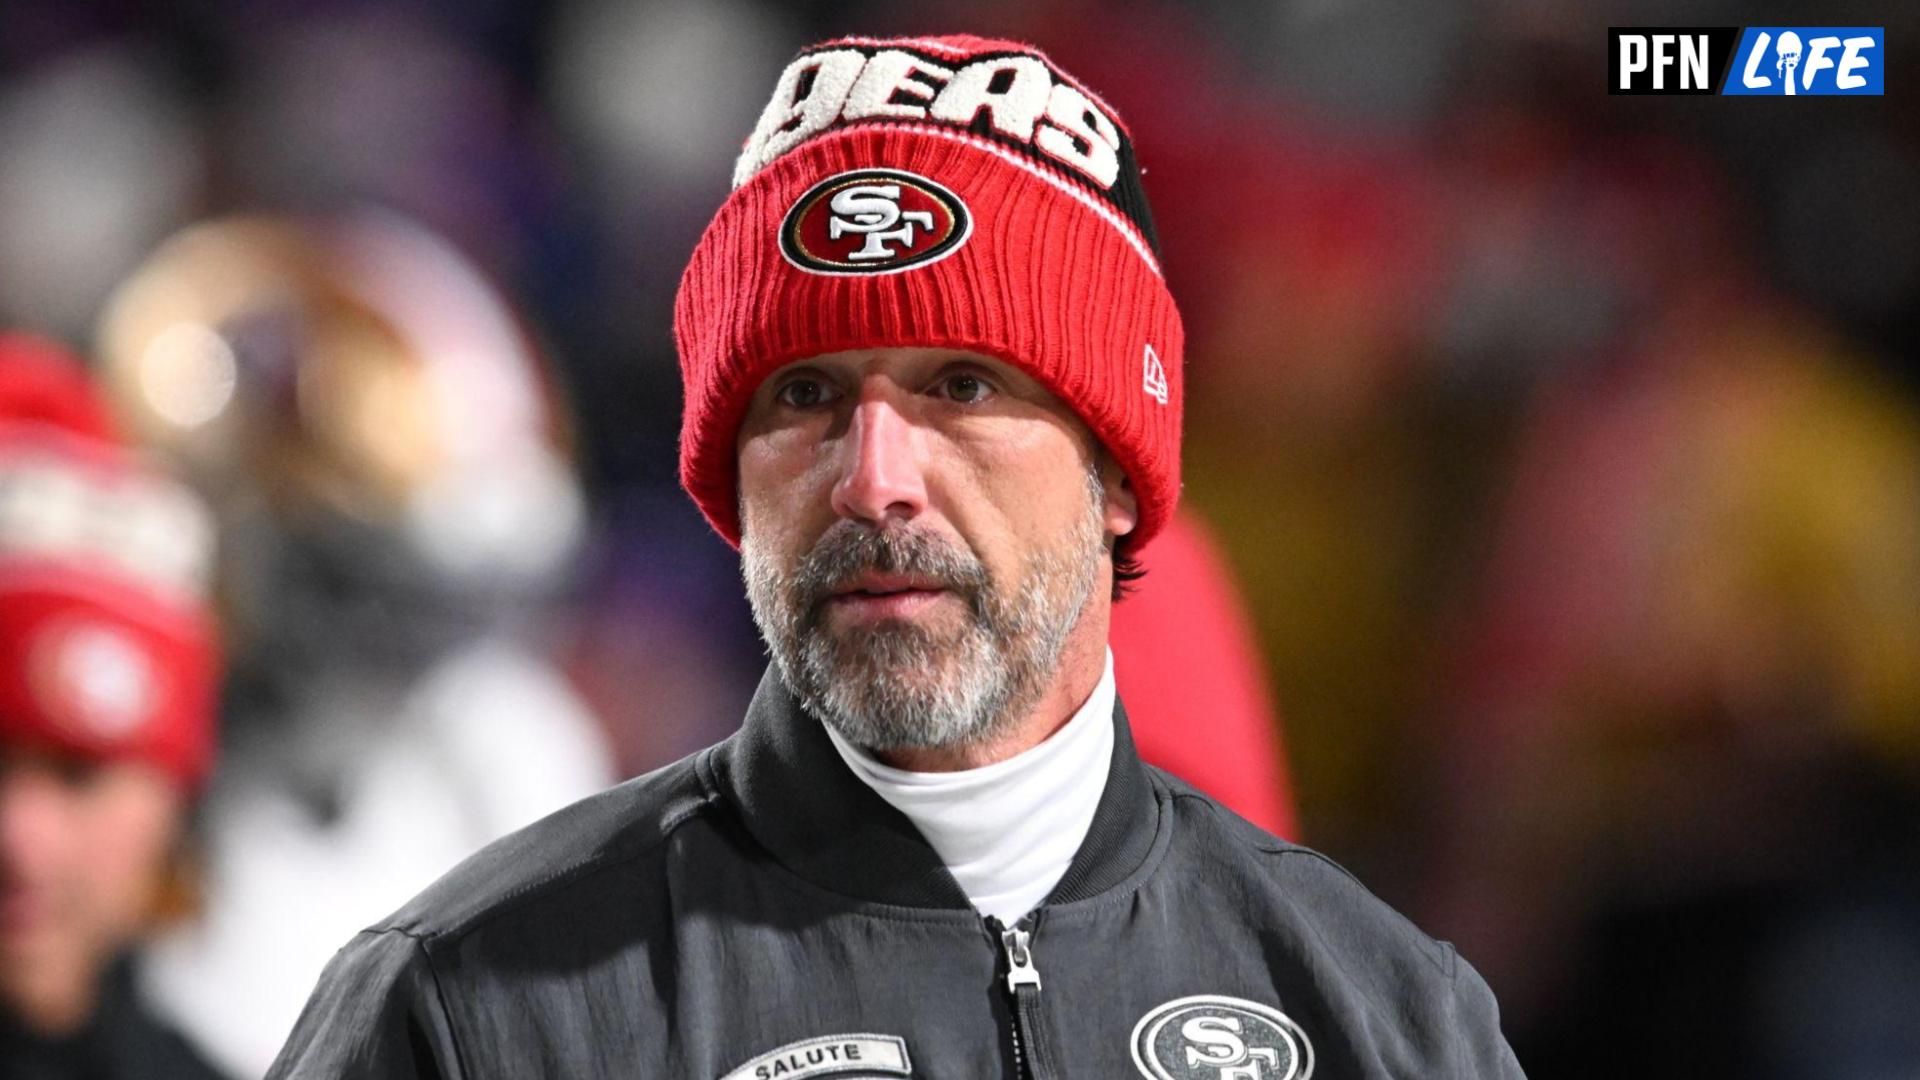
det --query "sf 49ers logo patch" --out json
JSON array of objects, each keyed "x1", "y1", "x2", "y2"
[
  {"x1": 1130, "y1": 995, "x2": 1315, "y2": 1080},
  {"x1": 780, "y1": 168, "x2": 971, "y2": 275}
]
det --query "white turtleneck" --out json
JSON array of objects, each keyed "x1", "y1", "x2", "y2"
[{"x1": 824, "y1": 649, "x2": 1117, "y2": 925}]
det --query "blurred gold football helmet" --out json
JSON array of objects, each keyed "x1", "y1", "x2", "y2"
[{"x1": 96, "y1": 211, "x2": 583, "y2": 670}]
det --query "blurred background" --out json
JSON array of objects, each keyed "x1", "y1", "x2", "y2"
[{"x1": 1, "y1": 0, "x2": 1916, "y2": 1076}]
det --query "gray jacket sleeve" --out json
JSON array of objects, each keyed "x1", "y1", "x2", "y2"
[
  {"x1": 266, "y1": 930, "x2": 463, "y2": 1080},
  {"x1": 1448, "y1": 947, "x2": 1527, "y2": 1078}
]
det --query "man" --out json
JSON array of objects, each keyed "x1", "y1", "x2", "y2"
[
  {"x1": 0, "y1": 334, "x2": 226, "y2": 1078},
  {"x1": 272, "y1": 35, "x2": 1524, "y2": 1079}
]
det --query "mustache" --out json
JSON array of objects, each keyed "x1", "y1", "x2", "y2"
[{"x1": 792, "y1": 521, "x2": 991, "y2": 630}]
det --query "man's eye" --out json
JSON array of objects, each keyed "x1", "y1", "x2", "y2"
[
  {"x1": 775, "y1": 379, "x2": 838, "y2": 408},
  {"x1": 938, "y1": 372, "x2": 994, "y2": 404}
]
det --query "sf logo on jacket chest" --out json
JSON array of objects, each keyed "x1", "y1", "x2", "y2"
[{"x1": 1131, "y1": 996, "x2": 1315, "y2": 1080}]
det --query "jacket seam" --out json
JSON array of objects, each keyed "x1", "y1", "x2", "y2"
[
  {"x1": 1260, "y1": 834, "x2": 1454, "y2": 978},
  {"x1": 398, "y1": 776, "x2": 725, "y2": 948},
  {"x1": 413, "y1": 931, "x2": 472, "y2": 1080},
  {"x1": 1447, "y1": 950, "x2": 1468, "y2": 1077},
  {"x1": 1167, "y1": 788, "x2": 1456, "y2": 978}
]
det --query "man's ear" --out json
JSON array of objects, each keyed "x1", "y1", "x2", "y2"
[{"x1": 1101, "y1": 457, "x2": 1139, "y2": 541}]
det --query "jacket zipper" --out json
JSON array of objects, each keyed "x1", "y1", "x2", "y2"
[{"x1": 993, "y1": 917, "x2": 1045, "y2": 1080}]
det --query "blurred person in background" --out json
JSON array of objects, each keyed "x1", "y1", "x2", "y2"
[
  {"x1": 89, "y1": 213, "x2": 616, "y2": 1078},
  {"x1": 0, "y1": 335, "x2": 226, "y2": 1078},
  {"x1": 1112, "y1": 507, "x2": 1297, "y2": 839},
  {"x1": 1419, "y1": 298, "x2": 1920, "y2": 1076}
]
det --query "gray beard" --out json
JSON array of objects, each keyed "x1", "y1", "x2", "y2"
[{"x1": 741, "y1": 470, "x2": 1105, "y2": 752}]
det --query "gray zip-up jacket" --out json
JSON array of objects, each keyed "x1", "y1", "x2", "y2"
[{"x1": 269, "y1": 667, "x2": 1525, "y2": 1079}]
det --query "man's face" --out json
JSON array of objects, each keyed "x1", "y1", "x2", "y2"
[
  {"x1": 737, "y1": 348, "x2": 1133, "y2": 752},
  {"x1": 0, "y1": 747, "x2": 183, "y2": 1032}
]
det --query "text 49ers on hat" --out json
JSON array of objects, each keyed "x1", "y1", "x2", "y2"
[
  {"x1": 676, "y1": 34, "x2": 1185, "y2": 549},
  {"x1": 0, "y1": 334, "x2": 219, "y2": 790}
]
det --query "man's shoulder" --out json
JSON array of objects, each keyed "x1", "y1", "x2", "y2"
[
  {"x1": 370, "y1": 747, "x2": 724, "y2": 946},
  {"x1": 1151, "y1": 766, "x2": 1525, "y2": 1075},
  {"x1": 1149, "y1": 766, "x2": 1460, "y2": 979}
]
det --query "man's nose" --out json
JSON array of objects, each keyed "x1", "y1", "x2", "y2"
[{"x1": 830, "y1": 397, "x2": 928, "y2": 527}]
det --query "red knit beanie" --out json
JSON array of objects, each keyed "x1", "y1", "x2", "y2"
[
  {"x1": 676, "y1": 34, "x2": 1183, "y2": 550},
  {"x1": 0, "y1": 334, "x2": 220, "y2": 790}
]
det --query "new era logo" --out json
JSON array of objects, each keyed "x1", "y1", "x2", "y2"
[{"x1": 1142, "y1": 344, "x2": 1168, "y2": 405}]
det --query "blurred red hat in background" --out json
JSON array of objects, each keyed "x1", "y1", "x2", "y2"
[{"x1": 0, "y1": 333, "x2": 220, "y2": 790}]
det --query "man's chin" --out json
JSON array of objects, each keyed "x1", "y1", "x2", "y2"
[
  {"x1": 799, "y1": 652, "x2": 1000, "y2": 745},
  {"x1": 815, "y1": 613, "x2": 968, "y2": 662},
  {"x1": 817, "y1": 696, "x2": 995, "y2": 754},
  {"x1": 820, "y1": 655, "x2": 961, "y2": 698}
]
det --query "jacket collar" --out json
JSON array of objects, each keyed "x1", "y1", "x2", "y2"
[{"x1": 709, "y1": 664, "x2": 1160, "y2": 911}]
